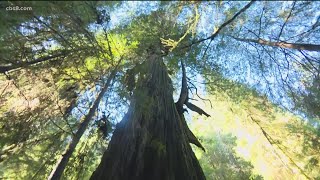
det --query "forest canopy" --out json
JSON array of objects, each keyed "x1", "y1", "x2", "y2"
[{"x1": 0, "y1": 1, "x2": 319, "y2": 180}]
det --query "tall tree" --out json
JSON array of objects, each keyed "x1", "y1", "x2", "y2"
[
  {"x1": 90, "y1": 4, "x2": 214, "y2": 179},
  {"x1": 91, "y1": 46, "x2": 206, "y2": 179},
  {"x1": 48, "y1": 64, "x2": 118, "y2": 180}
]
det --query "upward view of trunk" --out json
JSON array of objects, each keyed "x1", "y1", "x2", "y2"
[
  {"x1": 91, "y1": 52, "x2": 205, "y2": 180},
  {"x1": 230, "y1": 36, "x2": 320, "y2": 52}
]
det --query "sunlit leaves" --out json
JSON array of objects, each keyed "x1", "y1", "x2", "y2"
[
  {"x1": 95, "y1": 33, "x2": 139, "y2": 59},
  {"x1": 190, "y1": 75, "x2": 320, "y2": 179}
]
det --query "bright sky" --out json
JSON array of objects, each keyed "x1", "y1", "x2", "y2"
[{"x1": 80, "y1": 1, "x2": 320, "y2": 124}]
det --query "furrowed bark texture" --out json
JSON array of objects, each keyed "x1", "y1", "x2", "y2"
[{"x1": 91, "y1": 53, "x2": 205, "y2": 180}]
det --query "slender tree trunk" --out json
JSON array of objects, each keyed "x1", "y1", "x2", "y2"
[
  {"x1": 0, "y1": 50, "x2": 70, "y2": 73},
  {"x1": 230, "y1": 36, "x2": 320, "y2": 52},
  {"x1": 48, "y1": 68, "x2": 117, "y2": 180},
  {"x1": 90, "y1": 53, "x2": 205, "y2": 180}
]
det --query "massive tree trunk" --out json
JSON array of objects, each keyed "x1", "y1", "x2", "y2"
[{"x1": 90, "y1": 52, "x2": 206, "y2": 180}]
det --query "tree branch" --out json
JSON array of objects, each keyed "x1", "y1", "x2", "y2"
[
  {"x1": 0, "y1": 50, "x2": 70, "y2": 73},
  {"x1": 180, "y1": 0, "x2": 255, "y2": 50},
  {"x1": 180, "y1": 114, "x2": 205, "y2": 152},
  {"x1": 277, "y1": 1, "x2": 296, "y2": 41},
  {"x1": 248, "y1": 114, "x2": 312, "y2": 180},
  {"x1": 229, "y1": 35, "x2": 320, "y2": 52},
  {"x1": 176, "y1": 59, "x2": 188, "y2": 107},
  {"x1": 187, "y1": 78, "x2": 213, "y2": 108},
  {"x1": 175, "y1": 59, "x2": 207, "y2": 151},
  {"x1": 175, "y1": 58, "x2": 210, "y2": 117},
  {"x1": 185, "y1": 102, "x2": 210, "y2": 117}
]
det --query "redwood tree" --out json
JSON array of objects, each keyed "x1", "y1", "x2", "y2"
[{"x1": 90, "y1": 46, "x2": 207, "y2": 180}]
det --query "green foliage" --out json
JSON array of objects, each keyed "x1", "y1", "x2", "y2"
[
  {"x1": 0, "y1": 115, "x2": 72, "y2": 179},
  {"x1": 190, "y1": 73, "x2": 320, "y2": 179},
  {"x1": 62, "y1": 128, "x2": 108, "y2": 180},
  {"x1": 196, "y1": 133, "x2": 262, "y2": 180},
  {"x1": 295, "y1": 75, "x2": 320, "y2": 122}
]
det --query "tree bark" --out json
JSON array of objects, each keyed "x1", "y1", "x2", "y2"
[
  {"x1": 48, "y1": 67, "x2": 118, "y2": 180},
  {"x1": 90, "y1": 53, "x2": 205, "y2": 180},
  {"x1": 230, "y1": 36, "x2": 320, "y2": 52}
]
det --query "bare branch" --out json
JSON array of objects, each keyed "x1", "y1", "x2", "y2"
[
  {"x1": 0, "y1": 50, "x2": 70, "y2": 73},
  {"x1": 176, "y1": 59, "x2": 188, "y2": 107},
  {"x1": 187, "y1": 78, "x2": 213, "y2": 108},
  {"x1": 230, "y1": 35, "x2": 320, "y2": 52},
  {"x1": 180, "y1": 112, "x2": 205, "y2": 152},
  {"x1": 258, "y1": 7, "x2": 265, "y2": 37},
  {"x1": 277, "y1": 1, "x2": 296, "y2": 41},
  {"x1": 180, "y1": 0, "x2": 256, "y2": 50},
  {"x1": 248, "y1": 113, "x2": 312, "y2": 180},
  {"x1": 185, "y1": 102, "x2": 210, "y2": 117}
]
